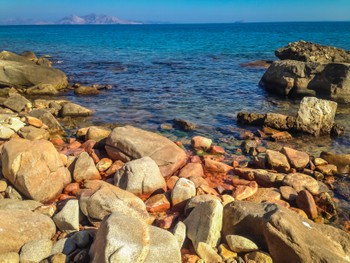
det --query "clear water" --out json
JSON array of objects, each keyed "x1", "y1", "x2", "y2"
[{"x1": 1, "y1": 22, "x2": 350, "y2": 156}]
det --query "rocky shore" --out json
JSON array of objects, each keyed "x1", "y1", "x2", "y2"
[{"x1": 0, "y1": 49, "x2": 349, "y2": 263}]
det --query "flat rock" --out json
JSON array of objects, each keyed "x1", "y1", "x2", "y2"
[
  {"x1": 222, "y1": 201, "x2": 350, "y2": 263},
  {"x1": 25, "y1": 83, "x2": 58, "y2": 95},
  {"x1": 246, "y1": 187, "x2": 281, "y2": 203},
  {"x1": 89, "y1": 212, "x2": 181, "y2": 263},
  {"x1": 279, "y1": 186, "x2": 298, "y2": 201},
  {"x1": 3, "y1": 94, "x2": 30, "y2": 113},
  {"x1": 114, "y1": 156, "x2": 166, "y2": 198},
  {"x1": 73, "y1": 152, "x2": 101, "y2": 182},
  {"x1": 296, "y1": 97, "x2": 337, "y2": 136},
  {"x1": 1, "y1": 138, "x2": 71, "y2": 202},
  {"x1": 145, "y1": 193, "x2": 170, "y2": 213},
  {"x1": 226, "y1": 235, "x2": 258, "y2": 253},
  {"x1": 281, "y1": 147, "x2": 310, "y2": 169},
  {"x1": 53, "y1": 199, "x2": 80, "y2": 232},
  {"x1": 283, "y1": 173, "x2": 320, "y2": 195},
  {"x1": 0, "y1": 199, "x2": 42, "y2": 211},
  {"x1": 28, "y1": 109, "x2": 64, "y2": 134},
  {"x1": 78, "y1": 180, "x2": 150, "y2": 226},
  {"x1": 19, "y1": 238, "x2": 53, "y2": 263},
  {"x1": 105, "y1": 126, "x2": 187, "y2": 177},
  {"x1": 60, "y1": 102, "x2": 94, "y2": 117},
  {"x1": 177, "y1": 162, "x2": 204, "y2": 178},
  {"x1": 0, "y1": 209, "x2": 56, "y2": 253},
  {"x1": 266, "y1": 149, "x2": 290, "y2": 173},
  {"x1": 18, "y1": 126, "x2": 50, "y2": 140}
]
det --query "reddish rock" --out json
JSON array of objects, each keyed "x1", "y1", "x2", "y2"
[
  {"x1": 266, "y1": 149, "x2": 290, "y2": 173},
  {"x1": 204, "y1": 158, "x2": 232, "y2": 174},
  {"x1": 188, "y1": 175, "x2": 209, "y2": 188},
  {"x1": 234, "y1": 167, "x2": 255, "y2": 180},
  {"x1": 190, "y1": 156, "x2": 202, "y2": 163},
  {"x1": 191, "y1": 136, "x2": 212, "y2": 151},
  {"x1": 64, "y1": 182, "x2": 80, "y2": 196},
  {"x1": 178, "y1": 163, "x2": 204, "y2": 178},
  {"x1": 167, "y1": 176, "x2": 179, "y2": 190},
  {"x1": 104, "y1": 160, "x2": 125, "y2": 176},
  {"x1": 145, "y1": 194, "x2": 171, "y2": 213},
  {"x1": 50, "y1": 136, "x2": 65, "y2": 147},
  {"x1": 197, "y1": 184, "x2": 219, "y2": 196},
  {"x1": 210, "y1": 145, "x2": 225, "y2": 155},
  {"x1": 81, "y1": 140, "x2": 96, "y2": 154},
  {"x1": 239, "y1": 130, "x2": 255, "y2": 140},
  {"x1": 232, "y1": 181, "x2": 258, "y2": 200},
  {"x1": 155, "y1": 213, "x2": 179, "y2": 229},
  {"x1": 289, "y1": 207, "x2": 308, "y2": 219},
  {"x1": 271, "y1": 131, "x2": 293, "y2": 142},
  {"x1": 58, "y1": 194, "x2": 76, "y2": 201},
  {"x1": 67, "y1": 141, "x2": 81, "y2": 150},
  {"x1": 281, "y1": 147, "x2": 309, "y2": 169},
  {"x1": 296, "y1": 190, "x2": 318, "y2": 220},
  {"x1": 264, "y1": 198, "x2": 290, "y2": 208},
  {"x1": 232, "y1": 155, "x2": 249, "y2": 168}
]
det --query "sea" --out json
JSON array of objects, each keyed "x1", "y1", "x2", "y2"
[
  {"x1": 1, "y1": 22, "x2": 350, "y2": 156},
  {"x1": 1, "y1": 22, "x2": 350, "y2": 224}
]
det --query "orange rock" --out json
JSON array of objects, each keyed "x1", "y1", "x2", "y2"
[
  {"x1": 233, "y1": 167, "x2": 255, "y2": 180},
  {"x1": 58, "y1": 194, "x2": 76, "y2": 201},
  {"x1": 90, "y1": 150, "x2": 100, "y2": 164},
  {"x1": 232, "y1": 181, "x2": 258, "y2": 200},
  {"x1": 204, "y1": 158, "x2": 232, "y2": 174},
  {"x1": 26, "y1": 116, "x2": 43, "y2": 128},
  {"x1": 188, "y1": 176, "x2": 208, "y2": 188},
  {"x1": 155, "y1": 213, "x2": 179, "y2": 229},
  {"x1": 67, "y1": 141, "x2": 81, "y2": 149},
  {"x1": 210, "y1": 145, "x2": 225, "y2": 155},
  {"x1": 296, "y1": 190, "x2": 318, "y2": 220},
  {"x1": 289, "y1": 207, "x2": 308, "y2": 219},
  {"x1": 178, "y1": 163, "x2": 204, "y2": 178},
  {"x1": 81, "y1": 140, "x2": 96, "y2": 154},
  {"x1": 197, "y1": 184, "x2": 219, "y2": 196},
  {"x1": 50, "y1": 136, "x2": 65, "y2": 147},
  {"x1": 190, "y1": 156, "x2": 202, "y2": 163},
  {"x1": 105, "y1": 160, "x2": 125, "y2": 176},
  {"x1": 166, "y1": 176, "x2": 179, "y2": 190},
  {"x1": 145, "y1": 194, "x2": 171, "y2": 213},
  {"x1": 64, "y1": 182, "x2": 81, "y2": 196},
  {"x1": 264, "y1": 198, "x2": 290, "y2": 208}
]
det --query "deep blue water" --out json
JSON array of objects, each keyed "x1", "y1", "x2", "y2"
[{"x1": 1, "y1": 22, "x2": 350, "y2": 154}]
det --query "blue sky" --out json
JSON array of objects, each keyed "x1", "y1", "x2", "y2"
[{"x1": 1, "y1": 0, "x2": 350, "y2": 23}]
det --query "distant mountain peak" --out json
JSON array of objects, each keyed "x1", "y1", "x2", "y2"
[{"x1": 56, "y1": 14, "x2": 142, "y2": 25}]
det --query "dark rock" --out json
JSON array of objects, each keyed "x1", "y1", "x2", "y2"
[
  {"x1": 237, "y1": 112, "x2": 265, "y2": 126},
  {"x1": 3, "y1": 94, "x2": 31, "y2": 112},
  {"x1": 173, "y1": 118, "x2": 196, "y2": 131},
  {"x1": 28, "y1": 109, "x2": 64, "y2": 134},
  {"x1": 240, "y1": 60, "x2": 273, "y2": 68},
  {"x1": 60, "y1": 103, "x2": 94, "y2": 117},
  {"x1": 74, "y1": 86, "x2": 101, "y2": 95}
]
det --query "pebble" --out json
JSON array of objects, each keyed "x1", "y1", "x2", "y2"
[{"x1": 226, "y1": 235, "x2": 258, "y2": 253}]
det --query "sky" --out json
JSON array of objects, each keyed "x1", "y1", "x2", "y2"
[{"x1": 1, "y1": 0, "x2": 350, "y2": 23}]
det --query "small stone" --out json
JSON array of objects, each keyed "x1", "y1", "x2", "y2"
[
  {"x1": 167, "y1": 176, "x2": 179, "y2": 190},
  {"x1": 280, "y1": 186, "x2": 298, "y2": 201},
  {"x1": 96, "y1": 158, "x2": 113, "y2": 172},
  {"x1": 296, "y1": 190, "x2": 318, "y2": 220},
  {"x1": 73, "y1": 152, "x2": 101, "y2": 182},
  {"x1": 85, "y1": 126, "x2": 111, "y2": 143},
  {"x1": 173, "y1": 221, "x2": 187, "y2": 248},
  {"x1": 53, "y1": 199, "x2": 80, "y2": 232},
  {"x1": 221, "y1": 195, "x2": 235, "y2": 206},
  {"x1": 145, "y1": 193, "x2": 171, "y2": 213},
  {"x1": 60, "y1": 103, "x2": 94, "y2": 117},
  {"x1": 210, "y1": 145, "x2": 225, "y2": 155},
  {"x1": 74, "y1": 85, "x2": 101, "y2": 95},
  {"x1": 226, "y1": 235, "x2": 258, "y2": 253},
  {"x1": 25, "y1": 116, "x2": 43, "y2": 128},
  {"x1": 5, "y1": 186, "x2": 23, "y2": 200},
  {"x1": 63, "y1": 182, "x2": 80, "y2": 196},
  {"x1": 281, "y1": 147, "x2": 309, "y2": 169},
  {"x1": 218, "y1": 243, "x2": 237, "y2": 260},
  {"x1": 191, "y1": 136, "x2": 212, "y2": 151},
  {"x1": 266, "y1": 149, "x2": 290, "y2": 173},
  {"x1": 174, "y1": 118, "x2": 196, "y2": 131},
  {"x1": 178, "y1": 163, "x2": 204, "y2": 178},
  {"x1": 171, "y1": 178, "x2": 196, "y2": 207},
  {"x1": 19, "y1": 238, "x2": 52, "y2": 263},
  {"x1": 244, "y1": 251, "x2": 273, "y2": 263},
  {"x1": 204, "y1": 158, "x2": 232, "y2": 174},
  {"x1": 316, "y1": 164, "x2": 338, "y2": 176},
  {"x1": 196, "y1": 242, "x2": 222, "y2": 263},
  {"x1": 271, "y1": 131, "x2": 293, "y2": 141},
  {"x1": 0, "y1": 180, "x2": 7, "y2": 192},
  {"x1": 34, "y1": 204, "x2": 56, "y2": 217}
]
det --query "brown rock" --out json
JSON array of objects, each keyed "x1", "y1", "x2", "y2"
[
  {"x1": 296, "y1": 190, "x2": 318, "y2": 220},
  {"x1": 281, "y1": 147, "x2": 309, "y2": 169},
  {"x1": 283, "y1": 173, "x2": 319, "y2": 195},
  {"x1": 266, "y1": 149, "x2": 290, "y2": 173},
  {"x1": 280, "y1": 186, "x2": 298, "y2": 201},
  {"x1": 64, "y1": 182, "x2": 80, "y2": 196},
  {"x1": 232, "y1": 181, "x2": 258, "y2": 200},
  {"x1": 316, "y1": 164, "x2": 338, "y2": 176},
  {"x1": 145, "y1": 194, "x2": 171, "y2": 213},
  {"x1": 204, "y1": 158, "x2": 232, "y2": 174},
  {"x1": 246, "y1": 187, "x2": 281, "y2": 203},
  {"x1": 25, "y1": 116, "x2": 43, "y2": 128},
  {"x1": 210, "y1": 145, "x2": 225, "y2": 155},
  {"x1": 167, "y1": 176, "x2": 179, "y2": 190},
  {"x1": 178, "y1": 163, "x2": 204, "y2": 178},
  {"x1": 191, "y1": 136, "x2": 212, "y2": 151}
]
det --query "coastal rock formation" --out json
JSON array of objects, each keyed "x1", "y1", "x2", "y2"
[
  {"x1": 222, "y1": 201, "x2": 350, "y2": 263},
  {"x1": 1, "y1": 139, "x2": 71, "y2": 202},
  {"x1": 0, "y1": 51, "x2": 68, "y2": 90},
  {"x1": 260, "y1": 41, "x2": 350, "y2": 102},
  {"x1": 105, "y1": 125, "x2": 187, "y2": 177}
]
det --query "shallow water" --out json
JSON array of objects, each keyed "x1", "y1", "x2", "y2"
[{"x1": 1, "y1": 22, "x2": 350, "y2": 156}]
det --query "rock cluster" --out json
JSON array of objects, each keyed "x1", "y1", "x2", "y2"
[{"x1": 260, "y1": 41, "x2": 350, "y2": 102}]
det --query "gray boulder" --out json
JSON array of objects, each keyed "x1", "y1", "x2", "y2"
[
  {"x1": 89, "y1": 212, "x2": 181, "y2": 263},
  {"x1": 222, "y1": 201, "x2": 350, "y2": 263},
  {"x1": 60, "y1": 102, "x2": 94, "y2": 117},
  {"x1": 0, "y1": 51, "x2": 68, "y2": 90},
  {"x1": 105, "y1": 126, "x2": 187, "y2": 177}
]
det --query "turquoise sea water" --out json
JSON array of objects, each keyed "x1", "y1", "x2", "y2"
[{"x1": 1, "y1": 22, "x2": 350, "y2": 155}]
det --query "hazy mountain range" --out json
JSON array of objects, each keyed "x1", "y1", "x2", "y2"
[{"x1": 0, "y1": 14, "x2": 142, "y2": 25}]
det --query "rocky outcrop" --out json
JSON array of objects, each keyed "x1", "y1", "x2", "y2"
[
  {"x1": 260, "y1": 41, "x2": 350, "y2": 102},
  {"x1": 0, "y1": 51, "x2": 68, "y2": 90},
  {"x1": 89, "y1": 212, "x2": 181, "y2": 263},
  {"x1": 222, "y1": 201, "x2": 350, "y2": 263},
  {"x1": 1, "y1": 139, "x2": 71, "y2": 202},
  {"x1": 105, "y1": 126, "x2": 187, "y2": 177}
]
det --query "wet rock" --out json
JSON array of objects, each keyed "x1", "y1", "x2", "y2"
[
  {"x1": 0, "y1": 209, "x2": 56, "y2": 253},
  {"x1": 283, "y1": 173, "x2": 319, "y2": 195},
  {"x1": 271, "y1": 131, "x2": 293, "y2": 141},
  {"x1": 2, "y1": 138, "x2": 71, "y2": 202},
  {"x1": 266, "y1": 149, "x2": 290, "y2": 173},
  {"x1": 74, "y1": 85, "x2": 101, "y2": 95},
  {"x1": 89, "y1": 212, "x2": 181, "y2": 263},
  {"x1": 240, "y1": 60, "x2": 273, "y2": 68},
  {"x1": 60, "y1": 102, "x2": 94, "y2": 117},
  {"x1": 115, "y1": 156, "x2": 166, "y2": 198},
  {"x1": 18, "y1": 126, "x2": 50, "y2": 140},
  {"x1": 264, "y1": 113, "x2": 295, "y2": 130},
  {"x1": 3, "y1": 94, "x2": 30, "y2": 113},
  {"x1": 0, "y1": 51, "x2": 68, "y2": 90},
  {"x1": 26, "y1": 83, "x2": 58, "y2": 95},
  {"x1": 178, "y1": 163, "x2": 204, "y2": 178},
  {"x1": 281, "y1": 147, "x2": 309, "y2": 169},
  {"x1": 191, "y1": 136, "x2": 212, "y2": 151},
  {"x1": 171, "y1": 178, "x2": 196, "y2": 207},
  {"x1": 223, "y1": 201, "x2": 350, "y2": 263},
  {"x1": 105, "y1": 125, "x2": 187, "y2": 177},
  {"x1": 320, "y1": 151, "x2": 350, "y2": 174},
  {"x1": 173, "y1": 118, "x2": 196, "y2": 131},
  {"x1": 145, "y1": 193, "x2": 170, "y2": 213},
  {"x1": 73, "y1": 152, "x2": 101, "y2": 182},
  {"x1": 21, "y1": 51, "x2": 38, "y2": 61},
  {"x1": 296, "y1": 97, "x2": 337, "y2": 136},
  {"x1": 19, "y1": 238, "x2": 52, "y2": 263},
  {"x1": 237, "y1": 112, "x2": 265, "y2": 126},
  {"x1": 78, "y1": 180, "x2": 150, "y2": 226},
  {"x1": 53, "y1": 199, "x2": 80, "y2": 232},
  {"x1": 226, "y1": 235, "x2": 258, "y2": 253},
  {"x1": 296, "y1": 190, "x2": 318, "y2": 220},
  {"x1": 184, "y1": 199, "x2": 223, "y2": 249},
  {"x1": 28, "y1": 109, "x2": 64, "y2": 134}
]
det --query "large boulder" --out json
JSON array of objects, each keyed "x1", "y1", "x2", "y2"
[
  {"x1": 295, "y1": 97, "x2": 337, "y2": 136},
  {"x1": 0, "y1": 51, "x2": 68, "y2": 90},
  {"x1": 105, "y1": 126, "x2": 187, "y2": 177},
  {"x1": 222, "y1": 201, "x2": 350, "y2": 263},
  {"x1": 0, "y1": 209, "x2": 56, "y2": 253},
  {"x1": 89, "y1": 212, "x2": 181, "y2": 263},
  {"x1": 275, "y1": 41, "x2": 350, "y2": 63},
  {"x1": 78, "y1": 180, "x2": 150, "y2": 226},
  {"x1": 1, "y1": 139, "x2": 71, "y2": 202}
]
